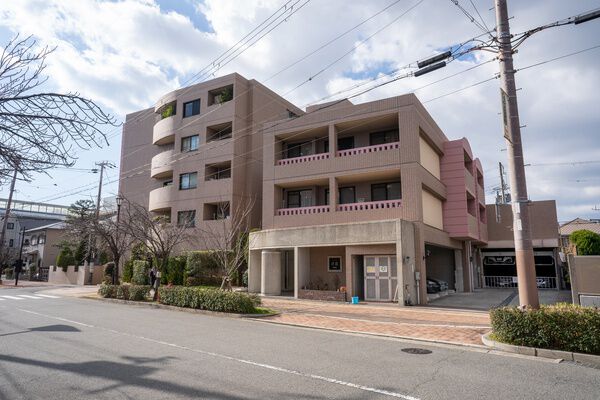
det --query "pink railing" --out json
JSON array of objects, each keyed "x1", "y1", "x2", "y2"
[
  {"x1": 277, "y1": 205, "x2": 330, "y2": 216},
  {"x1": 277, "y1": 153, "x2": 329, "y2": 166},
  {"x1": 337, "y1": 141, "x2": 400, "y2": 157},
  {"x1": 336, "y1": 199, "x2": 401, "y2": 212}
]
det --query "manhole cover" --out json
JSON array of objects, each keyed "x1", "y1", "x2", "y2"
[{"x1": 401, "y1": 348, "x2": 432, "y2": 355}]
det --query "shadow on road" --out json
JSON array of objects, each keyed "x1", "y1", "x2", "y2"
[{"x1": 0, "y1": 324, "x2": 80, "y2": 337}]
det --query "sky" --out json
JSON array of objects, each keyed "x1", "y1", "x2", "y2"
[{"x1": 0, "y1": 0, "x2": 599, "y2": 222}]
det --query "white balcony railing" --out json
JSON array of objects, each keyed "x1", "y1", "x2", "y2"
[
  {"x1": 337, "y1": 141, "x2": 400, "y2": 157},
  {"x1": 277, "y1": 205, "x2": 330, "y2": 216},
  {"x1": 336, "y1": 199, "x2": 401, "y2": 212},
  {"x1": 277, "y1": 153, "x2": 330, "y2": 166}
]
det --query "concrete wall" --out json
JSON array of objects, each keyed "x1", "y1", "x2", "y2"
[
  {"x1": 308, "y1": 246, "x2": 346, "y2": 290},
  {"x1": 47, "y1": 264, "x2": 105, "y2": 285},
  {"x1": 422, "y1": 190, "x2": 443, "y2": 230},
  {"x1": 568, "y1": 254, "x2": 600, "y2": 305}
]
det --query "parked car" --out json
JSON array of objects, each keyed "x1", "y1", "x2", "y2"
[
  {"x1": 429, "y1": 277, "x2": 449, "y2": 292},
  {"x1": 426, "y1": 279, "x2": 440, "y2": 293},
  {"x1": 536, "y1": 278, "x2": 549, "y2": 288}
]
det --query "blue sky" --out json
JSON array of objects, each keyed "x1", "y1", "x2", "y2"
[{"x1": 0, "y1": 0, "x2": 599, "y2": 222}]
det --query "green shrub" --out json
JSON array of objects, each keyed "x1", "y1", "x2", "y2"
[
  {"x1": 570, "y1": 229, "x2": 600, "y2": 255},
  {"x1": 129, "y1": 285, "x2": 151, "y2": 301},
  {"x1": 98, "y1": 284, "x2": 118, "y2": 298},
  {"x1": 5, "y1": 267, "x2": 14, "y2": 279},
  {"x1": 242, "y1": 269, "x2": 248, "y2": 287},
  {"x1": 490, "y1": 303, "x2": 600, "y2": 355},
  {"x1": 116, "y1": 285, "x2": 130, "y2": 300},
  {"x1": 122, "y1": 259, "x2": 133, "y2": 283},
  {"x1": 158, "y1": 286, "x2": 259, "y2": 313},
  {"x1": 161, "y1": 104, "x2": 174, "y2": 119},
  {"x1": 185, "y1": 251, "x2": 220, "y2": 286},
  {"x1": 131, "y1": 260, "x2": 150, "y2": 285},
  {"x1": 56, "y1": 247, "x2": 75, "y2": 271},
  {"x1": 163, "y1": 256, "x2": 186, "y2": 285}
]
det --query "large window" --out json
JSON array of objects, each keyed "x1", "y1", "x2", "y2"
[
  {"x1": 287, "y1": 189, "x2": 313, "y2": 208},
  {"x1": 181, "y1": 135, "x2": 199, "y2": 152},
  {"x1": 9, "y1": 239, "x2": 13, "y2": 247},
  {"x1": 179, "y1": 172, "x2": 197, "y2": 190},
  {"x1": 286, "y1": 142, "x2": 312, "y2": 158},
  {"x1": 177, "y1": 210, "x2": 196, "y2": 227},
  {"x1": 183, "y1": 99, "x2": 200, "y2": 118},
  {"x1": 31, "y1": 235, "x2": 38, "y2": 245},
  {"x1": 38, "y1": 235, "x2": 46, "y2": 244},
  {"x1": 324, "y1": 136, "x2": 355, "y2": 152},
  {"x1": 339, "y1": 187, "x2": 356, "y2": 204},
  {"x1": 371, "y1": 182, "x2": 401, "y2": 201},
  {"x1": 369, "y1": 130, "x2": 399, "y2": 146},
  {"x1": 7, "y1": 222, "x2": 14, "y2": 230}
]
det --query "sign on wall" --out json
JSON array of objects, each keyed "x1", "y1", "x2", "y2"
[{"x1": 328, "y1": 256, "x2": 342, "y2": 272}]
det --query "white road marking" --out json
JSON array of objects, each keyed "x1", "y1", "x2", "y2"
[
  {"x1": 35, "y1": 294, "x2": 60, "y2": 298},
  {"x1": 0, "y1": 297, "x2": 5, "y2": 300},
  {"x1": 1, "y1": 296, "x2": 23, "y2": 300},
  {"x1": 18, "y1": 309, "x2": 420, "y2": 400},
  {"x1": 18, "y1": 295, "x2": 43, "y2": 299}
]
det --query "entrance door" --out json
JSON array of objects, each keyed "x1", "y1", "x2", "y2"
[{"x1": 364, "y1": 256, "x2": 397, "y2": 301}]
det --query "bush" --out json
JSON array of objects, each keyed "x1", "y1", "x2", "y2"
[
  {"x1": 570, "y1": 229, "x2": 600, "y2": 255},
  {"x1": 98, "y1": 284, "x2": 150, "y2": 301},
  {"x1": 122, "y1": 260, "x2": 133, "y2": 283},
  {"x1": 129, "y1": 285, "x2": 151, "y2": 301},
  {"x1": 56, "y1": 247, "x2": 75, "y2": 271},
  {"x1": 116, "y1": 284, "x2": 130, "y2": 300},
  {"x1": 490, "y1": 303, "x2": 600, "y2": 355},
  {"x1": 185, "y1": 251, "x2": 220, "y2": 286},
  {"x1": 158, "y1": 286, "x2": 259, "y2": 314},
  {"x1": 5, "y1": 267, "x2": 14, "y2": 279},
  {"x1": 163, "y1": 256, "x2": 186, "y2": 286},
  {"x1": 98, "y1": 284, "x2": 118, "y2": 298},
  {"x1": 242, "y1": 269, "x2": 248, "y2": 287},
  {"x1": 131, "y1": 260, "x2": 150, "y2": 285},
  {"x1": 103, "y1": 263, "x2": 115, "y2": 284}
]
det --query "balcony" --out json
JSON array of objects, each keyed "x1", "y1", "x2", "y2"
[
  {"x1": 337, "y1": 141, "x2": 399, "y2": 157},
  {"x1": 153, "y1": 116, "x2": 177, "y2": 145},
  {"x1": 277, "y1": 205, "x2": 330, "y2": 216},
  {"x1": 148, "y1": 186, "x2": 172, "y2": 212},
  {"x1": 150, "y1": 148, "x2": 174, "y2": 179},
  {"x1": 337, "y1": 199, "x2": 401, "y2": 212},
  {"x1": 277, "y1": 153, "x2": 329, "y2": 166}
]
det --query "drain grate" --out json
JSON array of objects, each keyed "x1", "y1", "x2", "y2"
[{"x1": 401, "y1": 348, "x2": 432, "y2": 355}]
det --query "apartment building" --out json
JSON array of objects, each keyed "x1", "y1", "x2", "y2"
[
  {"x1": 119, "y1": 73, "x2": 302, "y2": 240},
  {"x1": 248, "y1": 94, "x2": 487, "y2": 305}
]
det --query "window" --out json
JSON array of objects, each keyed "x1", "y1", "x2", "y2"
[
  {"x1": 204, "y1": 203, "x2": 230, "y2": 220},
  {"x1": 339, "y1": 187, "x2": 356, "y2": 204},
  {"x1": 179, "y1": 172, "x2": 197, "y2": 190},
  {"x1": 369, "y1": 130, "x2": 399, "y2": 146},
  {"x1": 287, "y1": 189, "x2": 313, "y2": 208},
  {"x1": 177, "y1": 210, "x2": 196, "y2": 227},
  {"x1": 206, "y1": 166, "x2": 231, "y2": 180},
  {"x1": 371, "y1": 182, "x2": 401, "y2": 201},
  {"x1": 181, "y1": 135, "x2": 199, "y2": 152},
  {"x1": 31, "y1": 235, "x2": 38, "y2": 245},
  {"x1": 324, "y1": 137, "x2": 355, "y2": 152},
  {"x1": 7, "y1": 222, "x2": 14, "y2": 230},
  {"x1": 38, "y1": 235, "x2": 46, "y2": 244},
  {"x1": 183, "y1": 99, "x2": 200, "y2": 118},
  {"x1": 24, "y1": 239, "x2": 30, "y2": 246},
  {"x1": 9, "y1": 239, "x2": 13, "y2": 247},
  {"x1": 286, "y1": 142, "x2": 312, "y2": 158}
]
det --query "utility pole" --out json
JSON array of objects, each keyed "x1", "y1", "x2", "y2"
[
  {"x1": 499, "y1": 162, "x2": 508, "y2": 204},
  {"x1": 495, "y1": 0, "x2": 539, "y2": 308},
  {"x1": 0, "y1": 166, "x2": 18, "y2": 283}
]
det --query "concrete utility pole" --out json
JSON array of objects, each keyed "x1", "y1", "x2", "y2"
[
  {"x1": 499, "y1": 162, "x2": 508, "y2": 204},
  {"x1": 0, "y1": 167, "x2": 18, "y2": 265},
  {"x1": 495, "y1": 0, "x2": 539, "y2": 308}
]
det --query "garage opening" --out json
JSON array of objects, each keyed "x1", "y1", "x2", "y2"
[{"x1": 425, "y1": 244, "x2": 456, "y2": 295}]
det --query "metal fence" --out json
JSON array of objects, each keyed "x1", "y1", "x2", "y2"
[{"x1": 484, "y1": 276, "x2": 557, "y2": 289}]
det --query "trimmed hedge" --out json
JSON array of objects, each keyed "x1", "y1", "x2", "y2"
[
  {"x1": 158, "y1": 286, "x2": 259, "y2": 314},
  {"x1": 163, "y1": 256, "x2": 186, "y2": 286},
  {"x1": 184, "y1": 251, "x2": 220, "y2": 286},
  {"x1": 122, "y1": 260, "x2": 133, "y2": 283},
  {"x1": 98, "y1": 284, "x2": 151, "y2": 302},
  {"x1": 131, "y1": 260, "x2": 150, "y2": 285},
  {"x1": 490, "y1": 303, "x2": 600, "y2": 355}
]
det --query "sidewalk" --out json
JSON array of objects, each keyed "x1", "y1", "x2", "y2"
[
  {"x1": 257, "y1": 297, "x2": 491, "y2": 346},
  {"x1": 0, "y1": 280, "x2": 58, "y2": 289}
]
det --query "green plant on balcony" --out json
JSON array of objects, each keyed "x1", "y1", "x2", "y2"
[
  {"x1": 161, "y1": 104, "x2": 175, "y2": 119},
  {"x1": 216, "y1": 87, "x2": 233, "y2": 104}
]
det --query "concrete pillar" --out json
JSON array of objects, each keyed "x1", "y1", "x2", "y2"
[
  {"x1": 395, "y1": 220, "x2": 405, "y2": 306},
  {"x1": 248, "y1": 250, "x2": 262, "y2": 293},
  {"x1": 454, "y1": 249, "x2": 464, "y2": 292},
  {"x1": 345, "y1": 247, "x2": 354, "y2": 298},
  {"x1": 328, "y1": 124, "x2": 337, "y2": 157},
  {"x1": 294, "y1": 247, "x2": 310, "y2": 298},
  {"x1": 329, "y1": 177, "x2": 338, "y2": 210},
  {"x1": 261, "y1": 250, "x2": 282, "y2": 296},
  {"x1": 462, "y1": 241, "x2": 473, "y2": 292}
]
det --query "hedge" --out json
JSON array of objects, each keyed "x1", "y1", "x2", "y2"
[
  {"x1": 131, "y1": 260, "x2": 150, "y2": 285},
  {"x1": 185, "y1": 251, "x2": 220, "y2": 286},
  {"x1": 163, "y1": 256, "x2": 186, "y2": 286},
  {"x1": 122, "y1": 260, "x2": 133, "y2": 283},
  {"x1": 98, "y1": 284, "x2": 151, "y2": 301},
  {"x1": 490, "y1": 303, "x2": 600, "y2": 355},
  {"x1": 158, "y1": 286, "x2": 259, "y2": 314}
]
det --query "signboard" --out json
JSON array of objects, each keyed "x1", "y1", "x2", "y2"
[
  {"x1": 328, "y1": 256, "x2": 342, "y2": 272},
  {"x1": 366, "y1": 266, "x2": 377, "y2": 274},
  {"x1": 379, "y1": 266, "x2": 388, "y2": 273},
  {"x1": 500, "y1": 88, "x2": 511, "y2": 141}
]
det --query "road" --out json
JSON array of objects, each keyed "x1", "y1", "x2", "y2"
[{"x1": 0, "y1": 286, "x2": 598, "y2": 400}]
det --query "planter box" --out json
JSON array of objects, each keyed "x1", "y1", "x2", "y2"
[{"x1": 298, "y1": 289, "x2": 346, "y2": 302}]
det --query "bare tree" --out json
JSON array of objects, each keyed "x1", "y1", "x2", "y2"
[
  {"x1": 197, "y1": 198, "x2": 255, "y2": 290},
  {"x1": 0, "y1": 35, "x2": 117, "y2": 181},
  {"x1": 123, "y1": 199, "x2": 195, "y2": 299}
]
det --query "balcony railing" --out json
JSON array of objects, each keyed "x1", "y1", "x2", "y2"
[
  {"x1": 336, "y1": 199, "x2": 401, "y2": 211},
  {"x1": 337, "y1": 141, "x2": 400, "y2": 157},
  {"x1": 277, "y1": 153, "x2": 329, "y2": 166},
  {"x1": 277, "y1": 205, "x2": 330, "y2": 216}
]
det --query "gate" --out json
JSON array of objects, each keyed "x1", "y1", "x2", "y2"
[{"x1": 364, "y1": 256, "x2": 397, "y2": 301}]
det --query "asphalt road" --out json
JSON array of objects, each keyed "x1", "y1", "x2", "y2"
[{"x1": 0, "y1": 286, "x2": 598, "y2": 400}]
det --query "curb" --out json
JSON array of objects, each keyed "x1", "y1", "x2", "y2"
[
  {"x1": 83, "y1": 296, "x2": 279, "y2": 319},
  {"x1": 481, "y1": 332, "x2": 600, "y2": 368}
]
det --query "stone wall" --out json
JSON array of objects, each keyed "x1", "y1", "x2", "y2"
[{"x1": 298, "y1": 289, "x2": 346, "y2": 302}]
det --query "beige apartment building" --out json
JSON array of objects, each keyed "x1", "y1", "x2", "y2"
[
  {"x1": 119, "y1": 73, "x2": 302, "y2": 241},
  {"x1": 248, "y1": 94, "x2": 487, "y2": 305}
]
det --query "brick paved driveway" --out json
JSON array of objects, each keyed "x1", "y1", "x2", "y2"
[{"x1": 258, "y1": 297, "x2": 491, "y2": 346}]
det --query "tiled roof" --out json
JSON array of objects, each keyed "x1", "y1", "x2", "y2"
[{"x1": 559, "y1": 219, "x2": 600, "y2": 236}]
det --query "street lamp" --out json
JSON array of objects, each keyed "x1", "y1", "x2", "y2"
[{"x1": 114, "y1": 195, "x2": 123, "y2": 285}]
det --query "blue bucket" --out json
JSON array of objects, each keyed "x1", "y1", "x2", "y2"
[{"x1": 351, "y1": 296, "x2": 359, "y2": 304}]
